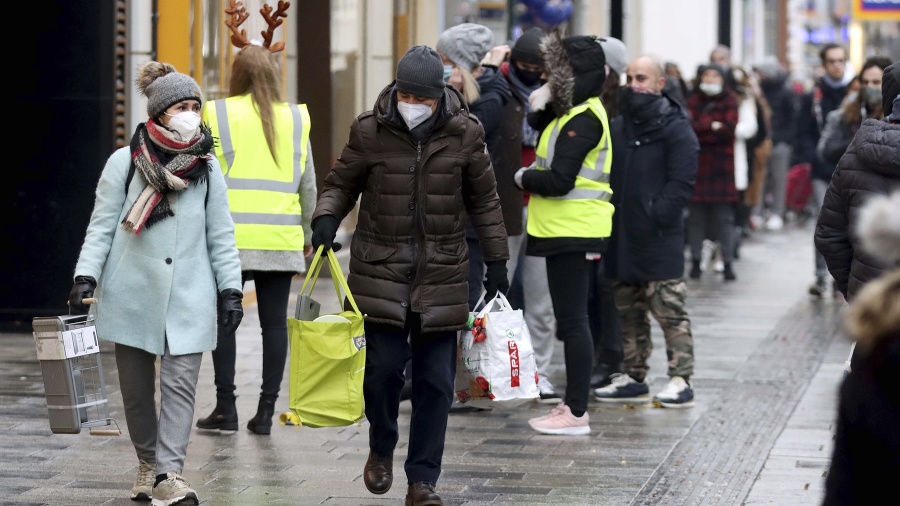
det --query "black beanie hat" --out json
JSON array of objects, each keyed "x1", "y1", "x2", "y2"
[
  {"x1": 564, "y1": 35, "x2": 606, "y2": 77},
  {"x1": 882, "y1": 61, "x2": 900, "y2": 117},
  {"x1": 395, "y1": 46, "x2": 445, "y2": 99},
  {"x1": 511, "y1": 27, "x2": 544, "y2": 66}
]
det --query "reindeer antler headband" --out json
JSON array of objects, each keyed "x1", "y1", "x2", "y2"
[{"x1": 225, "y1": 0, "x2": 290, "y2": 52}]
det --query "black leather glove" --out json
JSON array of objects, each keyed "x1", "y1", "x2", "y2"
[
  {"x1": 218, "y1": 289, "x2": 244, "y2": 336},
  {"x1": 68, "y1": 275, "x2": 97, "y2": 314},
  {"x1": 483, "y1": 260, "x2": 510, "y2": 302},
  {"x1": 311, "y1": 215, "x2": 342, "y2": 254}
]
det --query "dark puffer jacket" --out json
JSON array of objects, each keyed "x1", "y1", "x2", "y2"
[
  {"x1": 814, "y1": 118, "x2": 900, "y2": 301},
  {"x1": 313, "y1": 83, "x2": 509, "y2": 332}
]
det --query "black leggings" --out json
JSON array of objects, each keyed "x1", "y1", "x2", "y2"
[
  {"x1": 546, "y1": 252, "x2": 594, "y2": 417},
  {"x1": 212, "y1": 270, "x2": 294, "y2": 402}
]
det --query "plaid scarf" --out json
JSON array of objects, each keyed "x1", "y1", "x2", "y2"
[{"x1": 122, "y1": 120, "x2": 213, "y2": 234}]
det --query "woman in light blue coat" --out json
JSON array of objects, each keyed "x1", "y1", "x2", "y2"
[{"x1": 68, "y1": 61, "x2": 242, "y2": 506}]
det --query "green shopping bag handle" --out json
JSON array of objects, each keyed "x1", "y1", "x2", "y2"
[{"x1": 300, "y1": 245, "x2": 363, "y2": 318}]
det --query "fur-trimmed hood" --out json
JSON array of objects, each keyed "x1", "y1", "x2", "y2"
[{"x1": 539, "y1": 31, "x2": 607, "y2": 117}]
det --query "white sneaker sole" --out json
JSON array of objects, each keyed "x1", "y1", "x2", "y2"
[
  {"x1": 536, "y1": 395, "x2": 563, "y2": 404},
  {"x1": 528, "y1": 422, "x2": 590, "y2": 435},
  {"x1": 151, "y1": 493, "x2": 198, "y2": 506},
  {"x1": 593, "y1": 395, "x2": 651, "y2": 404},
  {"x1": 656, "y1": 399, "x2": 695, "y2": 409}
]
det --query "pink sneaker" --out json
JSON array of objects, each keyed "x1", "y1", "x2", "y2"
[{"x1": 528, "y1": 403, "x2": 590, "y2": 435}]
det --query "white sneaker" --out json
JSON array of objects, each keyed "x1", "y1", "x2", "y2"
[
  {"x1": 700, "y1": 240, "x2": 717, "y2": 272},
  {"x1": 766, "y1": 215, "x2": 784, "y2": 231},
  {"x1": 528, "y1": 403, "x2": 590, "y2": 435},
  {"x1": 593, "y1": 373, "x2": 651, "y2": 403},
  {"x1": 653, "y1": 376, "x2": 695, "y2": 408},
  {"x1": 536, "y1": 375, "x2": 562, "y2": 404},
  {"x1": 131, "y1": 460, "x2": 154, "y2": 501},
  {"x1": 151, "y1": 472, "x2": 198, "y2": 506}
]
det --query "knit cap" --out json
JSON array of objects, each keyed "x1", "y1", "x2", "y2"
[
  {"x1": 136, "y1": 61, "x2": 202, "y2": 119},
  {"x1": 436, "y1": 23, "x2": 494, "y2": 71},
  {"x1": 395, "y1": 46, "x2": 446, "y2": 99},
  {"x1": 883, "y1": 61, "x2": 900, "y2": 117},
  {"x1": 511, "y1": 27, "x2": 544, "y2": 66},
  {"x1": 597, "y1": 37, "x2": 627, "y2": 76}
]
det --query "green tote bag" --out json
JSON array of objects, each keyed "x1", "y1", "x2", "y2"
[{"x1": 287, "y1": 245, "x2": 366, "y2": 427}]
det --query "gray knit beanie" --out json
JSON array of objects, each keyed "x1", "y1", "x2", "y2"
[
  {"x1": 597, "y1": 37, "x2": 628, "y2": 76},
  {"x1": 136, "y1": 61, "x2": 203, "y2": 119},
  {"x1": 395, "y1": 46, "x2": 446, "y2": 99},
  {"x1": 436, "y1": 23, "x2": 494, "y2": 71}
]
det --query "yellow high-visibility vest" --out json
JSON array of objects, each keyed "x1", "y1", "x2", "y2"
[
  {"x1": 527, "y1": 97, "x2": 614, "y2": 239},
  {"x1": 203, "y1": 95, "x2": 310, "y2": 251}
]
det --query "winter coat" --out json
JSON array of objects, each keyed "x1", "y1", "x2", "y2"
[
  {"x1": 688, "y1": 89, "x2": 740, "y2": 203},
  {"x1": 313, "y1": 83, "x2": 508, "y2": 333},
  {"x1": 469, "y1": 65, "x2": 522, "y2": 236},
  {"x1": 605, "y1": 93, "x2": 699, "y2": 283},
  {"x1": 798, "y1": 80, "x2": 850, "y2": 181},
  {"x1": 759, "y1": 73, "x2": 797, "y2": 146},
  {"x1": 814, "y1": 118, "x2": 900, "y2": 301},
  {"x1": 74, "y1": 147, "x2": 242, "y2": 356},
  {"x1": 817, "y1": 108, "x2": 859, "y2": 166}
]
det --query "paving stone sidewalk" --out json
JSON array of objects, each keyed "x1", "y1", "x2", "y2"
[{"x1": 0, "y1": 224, "x2": 848, "y2": 505}]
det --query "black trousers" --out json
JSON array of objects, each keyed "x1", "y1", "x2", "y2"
[
  {"x1": 211, "y1": 270, "x2": 294, "y2": 402},
  {"x1": 546, "y1": 252, "x2": 595, "y2": 416},
  {"x1": 588, "y1": 258, "x2": 623, "y2": 373},
  {"x1": 364, "y1": 312, "x2": 456, "y2": 485}
]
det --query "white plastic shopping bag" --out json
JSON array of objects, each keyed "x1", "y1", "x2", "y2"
[{"x1": 454, "y1": 291, "x2": 539, "y2": 408}]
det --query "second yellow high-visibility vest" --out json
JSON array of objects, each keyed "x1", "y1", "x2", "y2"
[
  {"x1": 527, "y1": 96, "x2": 614, "y2": 239},
  {"x1": 203, "y1": 95, "x2": 310, "y2": 251}
]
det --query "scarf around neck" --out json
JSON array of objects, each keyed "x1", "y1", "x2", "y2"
[{"x1": 121, "y1": 120, "x2": 213, "y2": 234}]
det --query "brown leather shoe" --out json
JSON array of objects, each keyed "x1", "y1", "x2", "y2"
[
  {"x1": 405, "y1": 481, "x2": 443, "y2": 506},
  {"x1": 363, "y1": 451, "x2": 393, "y2": 494}
]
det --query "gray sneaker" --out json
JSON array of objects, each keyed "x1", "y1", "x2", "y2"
[
  {"x1": 151, "y1": 472, "x2": 198, "y2": 506},
  {"x1": 131, "y1": 460, "x2": 154, "y2": 501}
]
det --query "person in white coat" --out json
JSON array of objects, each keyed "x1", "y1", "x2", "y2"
[
  {"x1": 68, "y1": 61, "x2": 242, "y2": 506},
  {"x1": 730, "y1": 66, "x2": 758, "y2": 261}
]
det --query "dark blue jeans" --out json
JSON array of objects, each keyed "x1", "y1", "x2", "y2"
[{"x1": 364, "y1": 312, "x2": 456, "y2": 485}]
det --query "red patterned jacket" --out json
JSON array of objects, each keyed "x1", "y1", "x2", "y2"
[{"x1": 688, "y1": 89, "x2": 739, "y2": 203}]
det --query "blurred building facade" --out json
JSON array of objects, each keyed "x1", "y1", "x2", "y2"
[{"x1": 5, "y1": 0, "x2": 897, "y2": 324}]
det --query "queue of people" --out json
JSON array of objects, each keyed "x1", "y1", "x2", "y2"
[{"x1": 66, "y1": 7, "x2": 897, "y2": 503}]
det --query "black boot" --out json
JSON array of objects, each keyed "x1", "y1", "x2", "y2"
[
  {"x1": 247, "y1": 397, "x2": 276, "y2": 435},
  {"x1": 689, "y1": 259, "x2": 702, "y2": 279},
  {"x1": 723, "y1": 262, "x2": 736, "y2": 281},
  {"x1": 196, "y1": 398, "x2": 238, "y2": 431}
]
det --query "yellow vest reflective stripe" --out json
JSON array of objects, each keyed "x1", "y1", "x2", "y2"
[
  {"x1": 527, "y1": 97, "x2": 614, "y2": 239},
  {"x1": 204, "y1": 96, "x2": 310, "y2": 251}
]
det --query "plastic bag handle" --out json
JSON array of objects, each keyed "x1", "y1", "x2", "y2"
[{"x1": 472, "y1": 290, "x2": 514, "y2": 316}]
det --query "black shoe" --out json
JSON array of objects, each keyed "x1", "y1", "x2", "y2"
[
  {"x1": 405, "y1": 481, "x2": 442, "y2": 506},
  {"x1": 689, "y1": 260, "x2": 702, "y2": 279},
  {"x1": 247, "y1": 397, "x2": 275, "y2": 435},
  {"x1": 723, "y1": 263, "x2": 736, "y2": 281},
  {"x1": 363, "y1": 451, "x2": 393, "y2": 495},
  {"x1": 590, "y1": 362, "x2": 621, "y2": 389},
  {"x1": 196, "y1": 399, "x2": 237, "y2": 431},
  {"x1": 808, "y1": 276, "x2": 826, "y2": 298},
  {"x1": 449, "y1": 401, "x2": 490, "y2": 413}
]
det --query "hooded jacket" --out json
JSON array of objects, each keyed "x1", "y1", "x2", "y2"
[
  {"x1": 814, "y1": 118, "x2": 900, "y2": 301},
  {"x1": 606, "y1": 92, "x2": 699, "y2": 282},
  {"x1": 519, "y1": 33, "x2": 610, "y2": 256},
  {"x1": 313, "y1": 83, "x2": 508, "y2": 332}
]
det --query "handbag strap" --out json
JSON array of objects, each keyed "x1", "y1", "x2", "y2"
[{"x1": 298, "y1": 246, "x2": 363, "y2": 318}]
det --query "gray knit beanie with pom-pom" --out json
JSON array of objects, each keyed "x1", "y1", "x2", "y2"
[{"x1": 136, "y1": 61, "x2": 203, "y2": 119}]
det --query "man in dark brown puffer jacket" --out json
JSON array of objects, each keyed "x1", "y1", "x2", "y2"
[{"x1": 311, "y1": 45, "x2": 509, "y2": 506}]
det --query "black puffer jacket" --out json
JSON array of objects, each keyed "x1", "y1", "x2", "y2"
[
  {"x1": 814, "y1": 118, "x2": 900, "y2": 300},
  {"x1": 313, "y1": 83, "x2": 508, "y2": 332}
]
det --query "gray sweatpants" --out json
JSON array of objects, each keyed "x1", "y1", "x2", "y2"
[
  {"x1": 687, "y1": 202, "x2": 735, "y2": 263},
  {"x1": 764, "y1": 142, "x2": 792, "y2": 218},
  {"x1": 115, "y1": 343, "x2": 202, "y2": 476}
]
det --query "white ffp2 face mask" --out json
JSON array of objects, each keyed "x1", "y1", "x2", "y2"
[
  {"x1": 397, "y1": 102, "x2": 434, "y2": 130},
  {"x1": 699, "y1": 82, "x2": 723, "y2": 96},
  {"x1": 164, "y1": 111, "x2": 202, "y2": 140}
]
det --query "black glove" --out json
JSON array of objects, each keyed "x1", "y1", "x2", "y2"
[
  {"x1": 218, "y1": 289, "x2": 244, "y2": 336},
  {"x1": 68, "y1": 275, "x2": 97, "y2": 314},
  {"x1": 483, "y1": 260, "x2": 510, "y2": 302},
  {"x1": 311, "y1": 215, "x2": 342, "y2": 254}
]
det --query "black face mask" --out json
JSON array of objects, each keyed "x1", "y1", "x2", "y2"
[
  {"x1": 515, "y1": 67, "x2": 543, "y2": 86},
  {"x1": 622, "y1": 87, "x2": 663, "y2": 116}
]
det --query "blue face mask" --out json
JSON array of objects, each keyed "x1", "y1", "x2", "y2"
[{"x1": 443, "y1": 64, "x2": 453, "y2": 83}]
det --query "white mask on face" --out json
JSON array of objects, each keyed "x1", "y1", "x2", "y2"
[
  {"x1": 699, "y1": 82, "x2": 723, "y2": 96},
  {"x1": 397, "y1": 101, "x2": 434, "y2": 130},
  {"x1": 164, "y1": 111, "x2": 202, "y2": 140}
]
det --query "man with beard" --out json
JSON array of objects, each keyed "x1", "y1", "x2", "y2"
[{"x1": 596, "y1": 56, "x2": 700, "y2": 408}]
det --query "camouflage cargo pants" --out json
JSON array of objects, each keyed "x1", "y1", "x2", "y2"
[{"x1": 613, "y1": 279, "x2": 694, "y2": 381}]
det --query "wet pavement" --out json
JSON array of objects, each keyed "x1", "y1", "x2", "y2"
[{"x1": 1, "y1": 222, "x2": 849, "y2": 505}]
